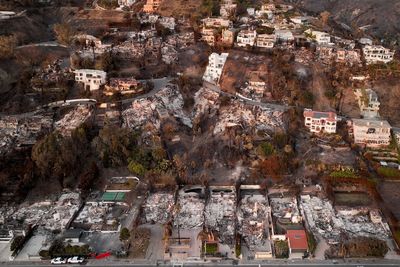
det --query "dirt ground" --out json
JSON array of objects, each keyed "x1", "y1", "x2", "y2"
[
  {"x1": 158, "y1": 0, "x2": 203, "y2": 17},
  {"x1": 129, "y1": 227, "x2": 151, "y2": 259},
  {"x1": 220, "y1": 50, "x2": 270, "y2": 94},
  {"x1": 339, "y1": 87, "x2": 361, "y2": 118},
  {"x1": 373, "y1": 78, "x2": 400, "y2": 127},
  {"x1": 310, "y1": 64, "x2": 334, "y2": 111},
  {"x1": 378, "y1": 181, "x2": 400, "y2": 221}
]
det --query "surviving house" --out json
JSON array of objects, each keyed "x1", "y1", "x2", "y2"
[
  {"x1": 256, "y1": 34, "x2": 275, "y2": 48},
  {"x1": 305, "y1": 29, "x2": 331, "y2": 45},
  {"x1": 275, "y1": 30, "x2": 294, "y2": 44},
  {"x1": 286, "y1": 230, "x2": 308, "y2": 259},
  {"x1": 354, "y1": 89, "x2": 380, "y2": 118},
  {"x1": 352, "y1": 119, "x2": 391, "y2": 147},
  {"x1": 303, "y1": 109, "x2": 337, "y2": 134},
  {"x1": 203, "y1": 53, "x2": 229, "y2": 85},
  {"x1": 363, "y1": 45, "x2": 394, "y2": 65},
  {"x1": 236, "y1": 30, "x2": 257, "y2": 47},
  {"x1": 143, "y1": 0, "x2": 162, "y2": 13},
  {"x1": 74, "y1": 69, "x2": 106, "y2": 91}
]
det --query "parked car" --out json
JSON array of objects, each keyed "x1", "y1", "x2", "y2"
[
  {"x1": 51, "y1": 257, "x2": 67, "y2": 264},
  {"x1": 67, "y1": 256, "x2": 84, "y2": 264}
]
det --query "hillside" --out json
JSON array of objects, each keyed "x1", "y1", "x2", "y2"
[{"x1": 289, "y1": 0, "x2": 400, "y2": 44}]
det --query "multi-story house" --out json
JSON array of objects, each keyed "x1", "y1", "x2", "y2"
[
  {"x1": 74, "y1": 69, "x2": 106, "y2": 91},
  {"x1": 303, "y1": 109, "x2": 337, "y2": 134},
  {"x1": 203, "y1": 53, "x2": 229, "y2": 85},
  {"x1": 352, "y1": 119, "x2": 391, "y2": 147},
  {"x1": 143, "y1": 0, "x2": 162, "y2": 13},
  {"x1": 275, "y1": 29, "x2": 294, "y2": 44},
  {"x1": 305, "y1": 29, "x2": 331, "y2": 45},
  {"x1": 256, "y1": 34, "x2": 275, "y2": 48},
  {"x1": 363, "y1": 45, "x2": 395, "y2": 65},
  {"x1": 236, "y1": 30, "x2": 257, "y2": 47}
]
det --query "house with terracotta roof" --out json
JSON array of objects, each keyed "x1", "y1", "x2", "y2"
[
  {"x1": 286, "y1": 229, "x2": 308, "y2": 258},
  {"x1": 303, "y1": 109, "x2": 337, "y2": 134}
]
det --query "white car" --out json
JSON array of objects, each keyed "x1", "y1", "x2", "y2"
[
  {"x1": 67, "y1": 256, "x2": 84, "y2": 264},
  {"x1": 51, "y1": 257, "x2": 67, "y2": 264}
]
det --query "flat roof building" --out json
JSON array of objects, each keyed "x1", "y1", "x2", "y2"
[
  {"x1": 74, "y1": 69, "x2": 106, "y2": 91},
  {"x1": 352, "y1": 119, "x2": 391, "y2": 147}
]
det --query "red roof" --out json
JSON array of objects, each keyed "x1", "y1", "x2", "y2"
[
  {"x1": 286, "y1": 230, "x2": 308, "y2": 250},
  {"x1": 303, "y1": 109, "x2": 336, "y2": 122}
]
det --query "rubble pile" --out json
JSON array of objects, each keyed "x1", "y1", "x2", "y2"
[
  {"x1": 123, "y1": 85, "x2": 191, "y2": 130},
  {"x1": 143, "y1": 192, "x2": 175, "y2": 224},
  {"x1": 165, "y1": 32, "x2": 195, "y2": 50},
  {"x1": 115, "y1": 41, "x2": 145, "y2": 59},
  {"x1": 30, "y1": 60, "x2": 72, "y2": 91},
  {"x1": 55, "y1": 105, "x2": 93, "y2": 136},
  {"x1": 73, "y1": 202, "x2": 120, "y2": 231},
  {"x1": 9, "y1": 203, "x2": 51, "y2": 228},
  {"x1": 192, "y1": 87, "x2": 220, "y2": 120},
  {"x1": 205, "y1": 187, "x2": 236, "y2": 244},
  {"x1": 0, "y1": 115, "x2": 53, "y2": 155},
  {"x1": 41, "y1": 192, "x2": 81, "y2": 230},
  {"x1": 213, "y1": 103, "x2": 284, "y2": 135},
  {"x1": 240, "y1": 83, "x2": 269, "y2": 102},
  {"x1": 270, "y1": 196, "x2": 302, "y2": 224},
  {"x1": 300, "y1": 195, "x2": 390, "y2": 243},
  {"x1": 1, "y1": 192, "x2": 81, "y2": 232},
  {"x1": 174, "y1": 188, "x2": 205, "y2": 229},
  {"x1": 294, "y1": 48, "x2": 314, "y2": 64},
  {"x1": 237, "y1": 194, "x2": 270, "y2": 250},
  {"x1": 122, "y1": 99, "x2": 158, "y2": 129},
  {"x1": 153, "y1": 85, "x2": 192, "y2": 128},
  {"x1": 161, "y1": 43, "x2": 178, "y2": 64}
]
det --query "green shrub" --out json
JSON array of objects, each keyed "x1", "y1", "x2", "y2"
[
  {"x1": 377, "y1": 167, "x2": 400, "y2": 178},
  {"x1": 330, "y1": 170, "x2": 357, "y2": 178}
]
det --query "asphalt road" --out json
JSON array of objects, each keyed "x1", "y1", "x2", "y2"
[
  {"x1": 1, "y1": 259, "x2": 400, "y2": 267},
  {"x1": 203, "y1": 81, "x2": 291, "y2": 112}
]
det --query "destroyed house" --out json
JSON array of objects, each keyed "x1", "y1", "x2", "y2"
[
  {"x1": 221, "y1": 28, "x2": 236, "y2": 46},
  {"x1": 200, "y1": 28, "x2": 216, "y2": 46},
  {"x1": 354, "y1": 89, "x2": 380, "y2": 118},
  {"x1": 106, "y1": 78, "x2": 141, "y2": 93},
  {"x1": 202, "y1": 17, "x2": 232, "y2": 28}
]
